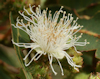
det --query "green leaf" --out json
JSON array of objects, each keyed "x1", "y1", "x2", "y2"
[
  {"x1": 10, "y1": 12, "x2": 49, "y2": 79},
  {"x1": 76, "y1": 13, "x2": 100, "y2": 59},
  {"x1": 0, "y1": 44, "x2": 22, "y2": 79},
  {"x1": 74, "y1": 72, "x2": 90, "y2": 79},
  {"x1": 44, "y1": 1, "x2": 100, "y2": 60},
  {"x1": 45, "y1": 5, "x2": 100, "y2": 60},
  {"x1": 47, "y1": 1, "x2": 100, "y2": 59},
  {"x1": 61, "y1": 0, "x2": 100, "y2": 10},
  {"x1": 0, "y1": 66, "x2": 11, "y2": 79},
  {"x1": 10, "y1": 12, "x2": 33, "y2": 79}
]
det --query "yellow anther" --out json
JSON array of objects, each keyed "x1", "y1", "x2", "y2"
[
  {"x1": 60, "y1": 18, "x2": 63, "y2": 21},
  {"x1": 81, "y1": 33, "x2": 83, "y2": 35},
  {"x1": 65, "y1": 16, "x2": 67, "y2": 19},
  {"x1": 18, "y1": 11, "x2": 21, "y2": 13},
  {"x1": 73, "y1": 20, "x2": 76, "y2": 23},
  {"x1": 79, "y1": 36, "x2": 81, "y2": 38},
  {"x1": 78, "y1": 25, "x2": 80, "y2": 27},
  {"x1": 68, "y1": 13, "x2": 70, "y2": 16},
  {"x1": 64, "y1": 11, "x2": 66, "y2": 14},
  {"x1": 85, "y1": 39, "x2": 87, "y2": 41},
  {"x1": 43, "y1": 10, "x2": 46, "y2": 13},
  {"x1": 76, "y1": 17, "x2": 79, "y2": 20},
  {"x1": 71, "y1": 17, "x2": 73, "y2": 20},
  {"x1": 87, "y1": 42, "x2": 90, "y2": 44},
  {"x1": 49, "y1": 10, "x2": 51, "y2": 13},
  {"x1": 70, "y1": 14, "x2": 72, "y2": 16},
  {"x1": 46, "y1": 7, "x2": 48, "y2": 10},
  {"x1": 38, "y1": 5, "x2": 40, "y2": 7},
  {"x1": 28, "y1": 22, "x2": 30, "y2": 25},
  {"x1": 61, "y1": 6, "x2": 64, "y2": 9},
  {"x1": 21, "y1": 19, "x2": 23, "y2": 22}
]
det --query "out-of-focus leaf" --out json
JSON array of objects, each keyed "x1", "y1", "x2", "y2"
[
  {"x1": 0, "y1": 33, "x2": 4, "y2": 40},
  {"x1": 0, "y1": 44, "x2": 20, "y2": 66},
  {"x1": 59, "y1": 0, "x2": 100, "y2": 10},
  {"x1": 74, "y1": 72, "x2": 90, "y2": 79},
  {"x1": 44, "y1": 0, "x2": 100, "y2": 12},
  {"x1": 0, "y1": 46, "x2": 13, "y2": 79},
  {"x1": 0, "y1": 44, "x2": 21, "y2": 79},
  {"x1": 81, "y1": 4, "x2": 100, "y2": 16},
  {"x1": 0, "y1": 66, "x2": 11, "y2": 79},
  {"x1": 0, "y1": 59, "x2": 20, "y2": 74}
]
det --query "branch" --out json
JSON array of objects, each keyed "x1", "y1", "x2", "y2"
[{"x1": 74, "y1": 29, "x2": 100, "y2": 39}]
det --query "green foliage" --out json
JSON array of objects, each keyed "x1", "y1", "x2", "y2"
[{"x1": 10, "y1": 12, "x2": 33, "y2": 79}]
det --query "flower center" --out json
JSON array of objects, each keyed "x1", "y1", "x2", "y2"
[{"x1": 33, "y1": 24, "x2": 66, "y2": 54}]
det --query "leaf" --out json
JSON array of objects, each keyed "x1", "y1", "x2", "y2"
[
  {"x1": 76, "y1": 13, "x2": 100, "y2": 59},
  {"x1": 47, "y1": 0, "x2": 100, "y2": 59},
  {"x1": 45, "y1": 5, "x2": 100, "y2": 60},
  {"x1": 42, "y1": 3, "x2": 100, "y2": 78},
  {"x1": 10, "y1": 12, "x2": 33, "y2": 79},
  {"x1": 58, "y1": 0, "x2": 100, "y2": 59},
  {"x1": 10, "y1": 12, "x2": 49, "y2": 79},
  {"x1": 73, "y1": 72, "x2": 90, "y2": 79},
  {"x1": 0, "y1": 46, "x2": 15, "y2": 79},
  {"x1": 0, "y1": 66, "x2": 11, "y2": 79},
  {"x1": 59, "y1": 0, "x2": 100, "y2": 10}
]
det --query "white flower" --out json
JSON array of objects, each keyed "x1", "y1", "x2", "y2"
[{"x1": 12, "y1": 5, "x2": 89, "y2": 75}]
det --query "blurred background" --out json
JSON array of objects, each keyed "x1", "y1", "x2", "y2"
[{"x1": 0, "y1": 0, "x2": 100, "y2": 79}]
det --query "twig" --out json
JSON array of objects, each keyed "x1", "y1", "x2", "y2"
[
  {"x1": 73, "y1": 9, "x2": 91, "y2": 20},
  {"x1": 74, "y1": 29, "x2": 100, "y2": 39},
  {"x1": 76, "y1": 2, "x2": 100, "y2": 12}
]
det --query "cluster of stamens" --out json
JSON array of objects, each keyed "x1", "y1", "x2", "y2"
[{"x1": 12, "y1": 4, "x2": 89, "y2": 75}]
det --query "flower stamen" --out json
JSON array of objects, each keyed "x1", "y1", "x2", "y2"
[{"x1": 12, "y1": 5, "x2": 89, "y2": 75}]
